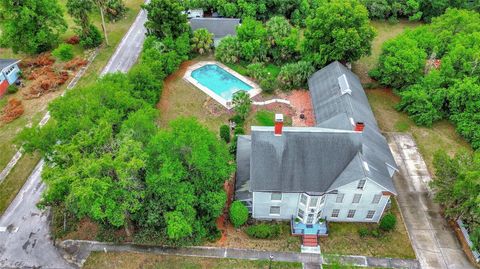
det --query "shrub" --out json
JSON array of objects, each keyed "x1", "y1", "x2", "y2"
[
  {"x1": 358, "y1": 227, "x2": 369, "y2": 237},
  {"x1": 379, "y1": 213, "x2": 397, "y2": 231},
  {"x1": 230, "y1": 114, "x2": 244, "y2": 126},
  {"x1": 105, "y1": 0, "x2": 127, "y2": 22},
  {"x1": 277, "y1": 61, "x2": 314, "y2": 91},
  {"x1": 79, "y1": 24, "x2": 103, "y2": 49},
  {"x1": 215, "y1": 36, "x2": 241, "y2": 64},
  {"x1": 220, "y1": 124, "x2": 231, "y2": 143},
  {"x1": 245, "y1": 223, "x2": 281, "y2": 239},
  {"x1": 52, "y1": 44, "x2": 74, "y2": 61},
  {"x1": 246, "y1": 63, "x2": 267, "y2": 80},
  {"x1": 7, "y1": 85, "x2": 18, "y2": 94},
  {"x1": 229, "y1": 201, "x2": 249, "y2": 228},
  {"x1": 191, "y1": 28, "x2": 214, "y2": 55},
  {"x1": 371, "y1": 228, "x2": 381, "y2": 238},
  {"x1": 234, "y1": 127, "x2": 245, "y2": 135},
  {"x1": 260, "y1": 76, "x2": 277, "y2": 94}
]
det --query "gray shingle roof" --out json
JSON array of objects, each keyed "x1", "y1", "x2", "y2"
[
  {"x1": 236, "y1": 61, "x2": 398, "y2": 195},
  {"x1": 0, "y1": 59, "x2": 19, "y2": 72},
  {"x1": 189, "y1": 18, "x2": 240, "y2": 38},
  {"x1": 250, "y1": 127, "x2": 361, "y2": 193},
  {"x1": 235, "y1": 135, "x2": 252, "y2": 202}
]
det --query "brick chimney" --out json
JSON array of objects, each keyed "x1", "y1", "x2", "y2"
[
  {"x1": 354, "y1": 122, "x2": 365, "y2": 132},
  {"x1": 274, "y1": 114, "x2": 284, "y2": 136}
]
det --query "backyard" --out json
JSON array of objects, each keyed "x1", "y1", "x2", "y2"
[{"x1": 0, "y1": 0, "x2": 145, "y2": 215}]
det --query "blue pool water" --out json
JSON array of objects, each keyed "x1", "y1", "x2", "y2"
[{"x1": 191, "y1": 64, "x2": 253, "y2": 100}]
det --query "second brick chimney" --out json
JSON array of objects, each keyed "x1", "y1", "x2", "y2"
[
  {"x1": 274, "y1": 114, "x2": 284, "y2": 136},
  {"x1": 354, "y1": 122, "x2": 365, "y2": 132}
]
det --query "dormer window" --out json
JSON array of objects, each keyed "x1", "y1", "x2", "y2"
[{"x1": 357, "y1": 179, "x2": 366, "y2": 190}]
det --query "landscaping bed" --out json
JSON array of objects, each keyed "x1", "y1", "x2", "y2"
[{"x1": 320, "y1": 198, "x2": 415, "y2": 259}]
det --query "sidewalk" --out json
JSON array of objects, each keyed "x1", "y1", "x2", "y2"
[{"x1": 60, "y1": 240, "x2": 420, "y2": 269}]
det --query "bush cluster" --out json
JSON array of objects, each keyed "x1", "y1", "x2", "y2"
[
  {"x1": 229, "y1": 201, "x2": 249, "y2": 228},
  {"x1": 245, "y1": 223, "x2": 281, "y2": 239},
  {"x1": 379, "y1": 213, "x2": 397, "y2": 231},
  {"x1": 52, "y1": 44, "x2": 74, "y2": 62}
]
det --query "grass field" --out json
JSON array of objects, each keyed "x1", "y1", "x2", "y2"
[
  {"x1": 83, "y1": 252, "x2": 384, "y2": 269},
  {"x1": 83, "y1": 252, "x2": 302, "y2": 269},
  {"x1": 0, "y1": 0, "x2": 145, "y2": 215},
  {"x1": 320, "y1": 198, "x2": 415, "y2": 259}
]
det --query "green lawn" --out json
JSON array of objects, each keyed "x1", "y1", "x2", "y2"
[
  {"x1": 251, "y1": 110, "x2": 292, "y2": 127},
  {"x1": 320, "y1": 199, "x2": 415, "y2": 259},
  {"x1": 0, "y1": 0, "x2": 145, "y2": 215},
  {"x1": 83, "y1": 252, "x2": 302, "y2": 269}
]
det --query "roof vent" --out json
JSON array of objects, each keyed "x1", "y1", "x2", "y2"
[
  {"x1": 338, "y1": 74, "x2": 352, "y2": 95},
  {"x1": 363, "y1": 161, "x2": 370, "y2": 172}
]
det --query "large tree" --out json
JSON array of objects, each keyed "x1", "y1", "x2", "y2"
[
  {"x1": 137, "y1": 118, "x2": 233, "y2": 243},
  {"x1": 302, "y1": 0, "x2": 375, "y2": 68},
  {"x1": 0, "y1": 0, "x2": 67, "y2": 54},
  {"x1": 66, "y1": 0, "x2": 103, "y2": 48},
  {"x1": 143, "y1": 0, "x2": 189, "y2": 39}
]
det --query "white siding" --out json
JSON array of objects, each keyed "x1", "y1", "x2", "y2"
[
  {"x1": 251, "y1": 179, "x2": 391, "y2": 223},
  {"x1": 252, "y1": 192, "x2": 300, "y2": 220},
  {"x1": 322, "y1": 179, "x2": 390, "y2": 223}
]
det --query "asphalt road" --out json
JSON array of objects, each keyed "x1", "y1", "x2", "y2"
[{"x1": 0, "y1": 3, "x2": 149, "y2": 268}]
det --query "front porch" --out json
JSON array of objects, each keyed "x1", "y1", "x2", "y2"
[{"x1": 291, "y1": 216, "x2": 328, "y2": 236}]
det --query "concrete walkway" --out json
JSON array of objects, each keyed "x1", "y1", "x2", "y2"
[
  {"x1": 388, "y1": 133, "x2": 475, "y2": 269},
  {"x1": 59, "y1": 240, "x2": 420, "y2": 269}
]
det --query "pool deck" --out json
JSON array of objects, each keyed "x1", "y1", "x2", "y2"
[{"x1": 184, "y1": 61, "x2": 262, "y2": 109}]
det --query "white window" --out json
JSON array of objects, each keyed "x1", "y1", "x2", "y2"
[
  {"x1": 271, "y1": 192, "x2": 282, "y2": 201},
  {"x1": 309, "y1": 197, "x2": 318, "y2": 207},
  {"x1": 297, "y1": 208, "x2": 305, "y2": 219},
  {"x1": 372, "y1": 194, "x2": 382, "y2": 204},
  {"x1": 270, "y1": 206, "x2": 280, "y2": 215},
  {"x1": 357, "y1": 179, "x2": 366, "y2": 190},
  {"x1": 352, "y1": 194, "x2": 362, "y2": 204},
  {"x1": 320, "y1": 195, "x2": 326, "y2": 204},
  {"x1": 347, "y1": 210, "x2": 356, "y2": 218},
  {"x1": 336, "y1": 193, "x2": 344, "y2": 203},
  {"x1": 300, "y1": 194, "x2": 307, "y2": 205},
  {"x1": 366, "y1": 210, "x2": 375, "y2": 219},
  {"x1": 331, "y1": 209, "x2": 340, "y2": 218}
]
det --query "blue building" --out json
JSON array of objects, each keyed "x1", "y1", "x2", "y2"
[{"x1": 0, "y1": 59, "x2": 21, "y2": 97}]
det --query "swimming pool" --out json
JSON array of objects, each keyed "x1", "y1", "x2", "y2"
[{"x1": 191, "y1": 64, "x2": 253, "y2": 100}]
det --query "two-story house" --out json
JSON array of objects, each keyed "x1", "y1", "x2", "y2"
[{"x1": 235, "y1": 61, "x2": 398, "y2": 245}]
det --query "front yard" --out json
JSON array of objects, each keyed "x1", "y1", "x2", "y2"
[
  {"x1": 83, "y1": 252, "x2": 303, "y2": 269},
  {"x1": 320, "y1": 199, "x2": 415, "y2": 259}
]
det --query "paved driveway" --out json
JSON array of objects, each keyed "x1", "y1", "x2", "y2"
[{"x1": 388, "y1": 133, "x2": 474, "y2": 269}]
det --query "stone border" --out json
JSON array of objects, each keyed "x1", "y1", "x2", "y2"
[{"x1": 183, "y1": 61, "x2": 261, "y2": 109}]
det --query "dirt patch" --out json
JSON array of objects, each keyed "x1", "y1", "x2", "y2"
[{"x1": 61, "y1": 218, "x2": 100, "y2": 241}]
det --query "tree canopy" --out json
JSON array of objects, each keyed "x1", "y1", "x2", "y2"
[
  {"x1": 0, "y1": 0, "x2": 67, "y2": 54},
  {"x1": 302, "y1": 0, "x2": 375, "y2": 68},
  {"x1": 372, "y1": 9, "x2": 480, "y2": 149},
  {"x1": 143, "y1": 0, "x2": 189, "y2": 39},
  {"x1": 431, "y1": 150, "x2": 480, "y2": 251}
]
